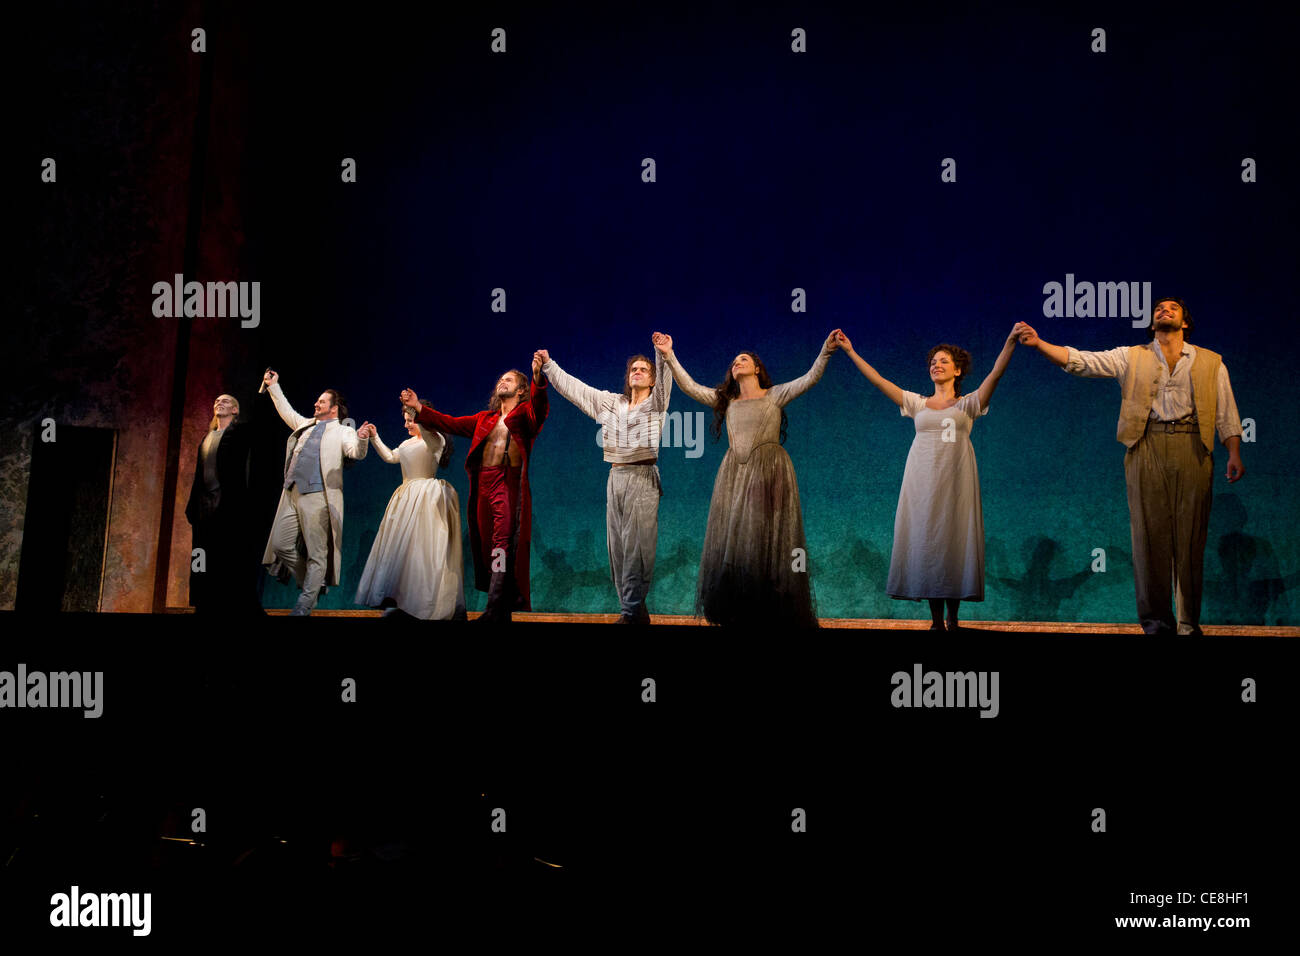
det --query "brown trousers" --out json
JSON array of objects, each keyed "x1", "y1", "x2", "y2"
[{"x1": 1123, "y1": 425, "x2": 1213, "y2": 634}]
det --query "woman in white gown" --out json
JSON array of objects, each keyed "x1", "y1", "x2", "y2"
[
  {"x1": 355, "y1": 403, "x2": 466, "y2": 620},
  {"x1": 837, "y1": 327, "x2": 1019, "y2": 631}
]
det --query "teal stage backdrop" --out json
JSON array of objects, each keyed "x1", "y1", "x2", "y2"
[{"x1": 262, "y1": 317, "x2": 1292, "y2": 626}]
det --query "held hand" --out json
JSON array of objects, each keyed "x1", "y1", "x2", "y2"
[
  {"x1": 264, "y1": 370, "x2": 279, "y2": 387},
  {"x1": 651, "y1": 332, "x2": 673, "y2": 355},
  {"x1": 534, "y1": 349, "x2": 551, "y2": 367},
  {"x1": 1005, "y1": 323, "x2": 1020, "y2": 348},
  {"x1": 1225, "y1": 453, "x2": 1245, "y2": 483},
  {"x1": 834, "y1": 330, "x2": 855, "y2": 354},
  {"x1": 531, "y1": 353, "x2": 543, "y2": 378},
  {"x1": 1014, "y1": 322, "x2": 1040, "y2": 347},
  {"x1": 358, "y1": 422, "x2": 374, "y2": 439},
  {"x1": 400, "y1": 388, "x2": 421, "y2": 411},
  {"x1": 826, "y1": 329, "x2": 842, "y2": 352}
]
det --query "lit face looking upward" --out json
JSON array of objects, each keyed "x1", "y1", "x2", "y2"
[
  {"x1": 496, "y1": 372, "x2": 525, "y2": 398},
  {"x1": 730, "y1": 353, "x2": 757, "y2": 379},
  {"x1": 1153, "y1": 300, "x2": 1187, "y2": 334},
  {"x1": 212, "y1": 394, "x2": 238, "y2": 421},
  {"x1": 628, "y1": 360, "x2": 654, "y2": 391}
]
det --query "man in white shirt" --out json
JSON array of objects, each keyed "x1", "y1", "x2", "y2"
[
  {"x1": 534, "y1": 347, "x2": 673, "y2": 624},
  {"x1": 1015, "y1": 298, "x2": 1245, "y2": 635}
]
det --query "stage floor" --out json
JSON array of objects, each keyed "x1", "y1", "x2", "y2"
[{"x1": 149, "y1": 608, "x2": 1300, "y2": 636}]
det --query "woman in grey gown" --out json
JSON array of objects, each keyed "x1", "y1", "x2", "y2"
[{"x1": 652, "y1": 330, "x2": 841, "y2": 628}]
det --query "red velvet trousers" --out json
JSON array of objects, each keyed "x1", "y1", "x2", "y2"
[{"x1": 477, "y1": 465, "x2": 522, "y2": 572}]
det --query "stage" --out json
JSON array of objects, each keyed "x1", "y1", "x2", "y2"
[{"x1": 161, "y1": 608, "x2": 1300, "y2": 636}]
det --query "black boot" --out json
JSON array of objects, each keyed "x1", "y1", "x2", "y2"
[{"x1": 477, "y1": 571, "x2": 513, "y2": 623}]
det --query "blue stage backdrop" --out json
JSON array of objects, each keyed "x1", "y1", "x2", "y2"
[{"x1": 245, "y1": 5, "x2": 1295, "y2": 624}]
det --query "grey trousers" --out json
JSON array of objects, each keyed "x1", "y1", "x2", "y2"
[
  {"x1": 270, "y1": 486, "x2": 332, "y2": 614},
  {"x1": 1123, "y1": 427, "x2": 1213, "y2": 635},
  {"x1": 606, "y1": 464, "x2": 662, "y2": 618}
]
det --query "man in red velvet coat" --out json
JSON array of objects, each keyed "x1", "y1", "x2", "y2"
[{"x1": 401, "y1": 354, "x2": 548, "y2": 622}]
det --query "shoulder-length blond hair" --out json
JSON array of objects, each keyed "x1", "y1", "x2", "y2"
[{"x1": 208, "y1": 395, "x2": 240, "y2": 430}]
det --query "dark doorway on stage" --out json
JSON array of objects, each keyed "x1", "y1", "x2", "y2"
[{"x1": 16, "y1": 425, "x2": 118, "y2": 612}]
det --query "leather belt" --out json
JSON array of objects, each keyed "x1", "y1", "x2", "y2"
[{"x1": 1147, "y1": 418, "x2": 1199, "y2": 434}]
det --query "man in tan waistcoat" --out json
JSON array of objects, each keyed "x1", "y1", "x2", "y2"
[{"x1": 1015, "y1": 298, "x2": 1245, "y2": 635}]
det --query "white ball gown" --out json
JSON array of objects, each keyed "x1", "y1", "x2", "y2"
[{"x1": 355, "y1": 428, "x2": 466, "y2": 619}]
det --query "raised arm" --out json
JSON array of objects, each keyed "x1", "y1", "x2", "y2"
[
  {"x1": 1014, "y1": 323, "x2": 1131, "y2": 379},
  {"x1": 402, "y1": 389, "x2": 479, "y2": 438},
  {"x1": 263, "y1": 373, "x2": 313, "y2": 431},
  {"x1": 973, "y1": 325, "x2": 1020, "y2": 411},
  {"x1": 768, "y1": 330, "x2": 840, "y2": 407},
  {"x1": 651, "y1": 348, "x2": 674, "y2": 412},
  {"x1": 652, "y1": 332, "x2": 717, "y2": 407},
  {"x1": 523, "y1": 353, "x2": 549, "y2": 434},
  {"x1": 537, "y1": 350, "x2": 615, "y2": 421},
  {"x1": 1013, "y1": 322, "x2": 1071, "y2": 368},
  {"x1": 835, "y1": 330, "x2": 906, "y2": 407}
]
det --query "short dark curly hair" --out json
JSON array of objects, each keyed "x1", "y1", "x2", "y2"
[
  {"x1": 1147, "y1": 297, "x2": 1194, "y2": 340},
  {"x1": 926, "y1": 344, "x2": 972, "y2": 396}
]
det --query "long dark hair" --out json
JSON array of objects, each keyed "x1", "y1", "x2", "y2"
[
  {"x1": 926, "y1": 344, "x2": 971, "y2": 397},
  {"x1": 405, "y1": 400, "x2": 453, "y2": 469},
  {"x1": 487, "y1": 370, "x2": 529, "y2": 413},
  {"x1": 711, "y1": 351, "x2": 788, "y2": 445}
]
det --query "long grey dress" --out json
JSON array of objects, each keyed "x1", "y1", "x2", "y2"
[{"x1": 663, "y1": 344, "x2": 833, "y2": 628}]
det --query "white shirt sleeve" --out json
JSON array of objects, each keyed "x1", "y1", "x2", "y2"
[
  {"x1": 960, "y1": 393, "x2": 989, "y2": 419},
  {"x1": 1216, "y1": 362, "x2": 1243, "y2": 442},
  {"x1": 1064, "y1": 345, "x2": 1130, "y2": 378},
  {"x1": 899, "y1": 390, "x2": 926, "y2": 418},
  {"x1": 542, "y1": 359, "x2": 616, "y2": 421}
]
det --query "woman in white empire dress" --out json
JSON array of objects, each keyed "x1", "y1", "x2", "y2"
[
  {"x1": 355, "y1": 403, "x2": 466, "y2": 620},
  {"x1": 837, "y1": 326, "x2": 1019, "y2": 631}
]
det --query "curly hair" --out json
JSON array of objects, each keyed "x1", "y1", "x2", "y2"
[
  {"x1": 711, "y1": 351, "x2": 788, "y2": 445},
  {"x1": 926, "y1": 344, "x2": 972, "y2": 397},
  {"x1": 487, "y1": 370, "x2": 529, "y2": 413},
  {"x1": 404, "y1": 400, "x2": 453, "y2": 469}
]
